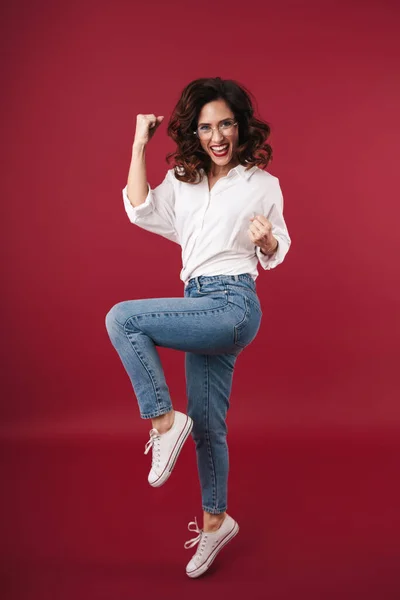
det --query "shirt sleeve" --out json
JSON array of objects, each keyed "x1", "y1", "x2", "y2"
[
  {"x1": 256, "y1": 177, "x2": 291, "y2": 270},
  {"x1": 122, "y1": 169, "x2": 179, "y2": 244}
]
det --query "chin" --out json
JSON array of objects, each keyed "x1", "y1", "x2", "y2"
[{"x1": 210, "y1": 153, "x2": 231, "y2": 164}]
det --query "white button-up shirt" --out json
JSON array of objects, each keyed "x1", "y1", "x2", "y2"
[{"x1": 122, "y1": 163, "x2": 291, "y2": 286}]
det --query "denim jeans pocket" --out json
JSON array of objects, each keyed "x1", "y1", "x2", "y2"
[
  {"x1": 233, "y1": 296, "x2": 262, "y2": 348},
  {"x1": 194, "y1": 281, "x2": 229, "y2": 301}
]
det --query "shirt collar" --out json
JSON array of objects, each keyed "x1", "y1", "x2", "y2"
[
  {"x1": 231, "y1": 163, "x2": 257, "y2": 180},
  {"x1": 200, "y1": 163, "x2": 257, "y2": 181}
]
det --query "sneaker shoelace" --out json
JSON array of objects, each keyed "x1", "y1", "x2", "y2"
[
  {"x1": 144, "y1": 428, "x2": 161, "y2": 469},
  {"x1": 184, "y1": 517, "x2": 213, "y2": 560}
]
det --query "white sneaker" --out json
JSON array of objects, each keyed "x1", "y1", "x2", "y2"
[
  {"x1": 184, "y1": 513, "x2": 239, "y2": 578},
  {"x1": 143, "y1": 410, "x2": 193, "y2": 487}
]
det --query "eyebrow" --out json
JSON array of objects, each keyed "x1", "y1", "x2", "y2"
[{"x1": 198, "y1": 117, "x2": 233, "y2": 126}]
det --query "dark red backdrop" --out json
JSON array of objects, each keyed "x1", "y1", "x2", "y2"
[{"x1": 1, "y1": 1, "x2": 399, "y2": 598}]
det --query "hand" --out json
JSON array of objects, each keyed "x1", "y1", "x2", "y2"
[
  {"x1": 248, "y1": 214, "x2": 278, "y2": 254},
  {"x1": 133, "y1": 113, "x2": 164, "y2": 147}
]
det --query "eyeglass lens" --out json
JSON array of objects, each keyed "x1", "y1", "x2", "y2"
[{"x1": 197, "y1": 120, "x2": 236, "y2": 138}]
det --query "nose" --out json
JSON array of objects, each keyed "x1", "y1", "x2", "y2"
[{"x1": 211, "y1": 127, "x2": 224, "y2": 143}]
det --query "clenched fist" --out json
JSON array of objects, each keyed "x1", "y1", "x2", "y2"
[
  {"x1": 133, "y1": 113, "x2": 164, "y2": 147},
  {"x1": 248, "y1": 214, "x2": 278, "y2": 255}
]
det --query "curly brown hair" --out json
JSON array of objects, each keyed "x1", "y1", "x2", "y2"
[{"x1": 165, "y1": 77, "x2": 273, "y2": 184}]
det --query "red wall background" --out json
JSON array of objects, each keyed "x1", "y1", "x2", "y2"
[{"x1": 1, "y1": 1, "x2": 399, "y2": 598}]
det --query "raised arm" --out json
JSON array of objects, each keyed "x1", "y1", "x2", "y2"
[
  {"x1": 122, "y1": 168, "x2": 178, "y2": 244},
  {"x1": 126, "y1": 141, "x2": 149, "y2": 208},
  {"x1": 122, "y1": 114, "x2": 179, "y2": 244}
]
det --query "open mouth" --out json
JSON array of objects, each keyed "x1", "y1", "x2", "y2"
[{"x1": 210, "y1": 143, "x2": 229, "y2": 157}]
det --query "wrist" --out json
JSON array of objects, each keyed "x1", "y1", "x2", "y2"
[{"x1": 260, "y1": 237, "x2": 279, "y2": 256}]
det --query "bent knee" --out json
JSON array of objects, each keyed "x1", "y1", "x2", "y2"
[{"x1": 105, "y1": 302, "x2": 128, "y2": 333}]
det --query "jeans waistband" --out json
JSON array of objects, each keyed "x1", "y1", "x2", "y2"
[{"x1": 185, "y1": 273, "x2": 255, "y2": 290}]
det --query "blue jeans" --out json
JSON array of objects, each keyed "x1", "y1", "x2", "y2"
[{"x1": 105, "y1": 273, "x2": 262, "y2": 514}]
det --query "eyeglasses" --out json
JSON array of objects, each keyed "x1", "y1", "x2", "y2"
[{"x1": 193, "y1": 119, "x2": 238, "y2": 139}]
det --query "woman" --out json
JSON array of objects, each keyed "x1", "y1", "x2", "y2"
[{"x1": 105, "y1": 77, "x2": 291, "y2": 578}]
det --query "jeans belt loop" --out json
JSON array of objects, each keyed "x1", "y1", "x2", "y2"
[{"x1": 195, "y1": 276, "x2": 201, "y2": 291}]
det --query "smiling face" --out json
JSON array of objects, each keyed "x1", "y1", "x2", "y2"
[{"x1": 197, "y1": 99, "x2": 239, "y2": 172}]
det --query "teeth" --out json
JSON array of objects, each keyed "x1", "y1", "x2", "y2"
[{"x1": 211, "y1": 145, "x2": 228, "y2": 152}]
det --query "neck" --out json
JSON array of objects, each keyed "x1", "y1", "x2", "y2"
[{"x1": 207, "y1": 158, "x2": 239, "y2": 178}]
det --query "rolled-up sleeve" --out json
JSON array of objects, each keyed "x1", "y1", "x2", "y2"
[
  {"x1": 122, "y1": 169, "x2": 179, "y2": 244},
  {"x1": 256, "y1": 177, "x2": 291, "y2": 270}
]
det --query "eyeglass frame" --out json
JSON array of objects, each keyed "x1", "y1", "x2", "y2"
[{"x1": 193, "y1": 119, "x2": 238, "y2": 138}]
